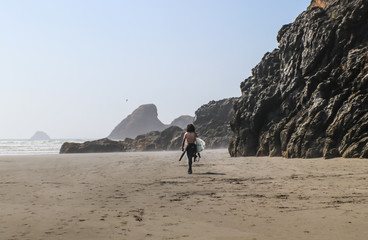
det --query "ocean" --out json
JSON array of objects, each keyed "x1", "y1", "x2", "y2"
[{"x1": 0, "y1": 139, "x2": 87, "y2": 155}]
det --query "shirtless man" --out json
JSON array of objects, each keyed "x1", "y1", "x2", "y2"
[{"x1": 181, "y1": 124, "x2": 197, "y2": 174}]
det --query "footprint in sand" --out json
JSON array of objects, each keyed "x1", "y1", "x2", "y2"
[{"x1": 128, "y1": 209, "x2": 144, "y2": 222}]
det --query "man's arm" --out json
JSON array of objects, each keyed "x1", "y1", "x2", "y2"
[{"x1": 181, "y1": 133, "x2": 187, "y2": 151}]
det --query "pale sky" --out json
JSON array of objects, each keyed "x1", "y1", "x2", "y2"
[{"x1": 0, "y1": 0, "x2": 310, "y2": 139}]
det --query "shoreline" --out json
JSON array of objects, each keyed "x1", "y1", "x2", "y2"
[{"x1": 1, "y1": 149, "x2": 368, "y2": 239}]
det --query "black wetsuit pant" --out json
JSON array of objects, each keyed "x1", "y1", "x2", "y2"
[{"x1": 186, "y1": 143, "x2": 196, "y2": 173}]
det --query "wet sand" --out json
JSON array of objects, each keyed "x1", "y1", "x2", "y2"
[{"x1": 0, "y1": 149, "x2": 368, "y2": 239}]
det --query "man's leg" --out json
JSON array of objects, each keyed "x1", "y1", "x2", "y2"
[
  {"x1": 188, "y1": 157, "x2": 192, "y2": 174},
  {"x1": 187, "y1": 149, "x2": 193, "y2": 174}
]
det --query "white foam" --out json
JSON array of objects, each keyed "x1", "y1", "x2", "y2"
[{"x1": 0, "y1": 139, "x2": 86, "y2": 155}]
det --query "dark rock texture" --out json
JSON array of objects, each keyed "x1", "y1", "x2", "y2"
[
  {"x1": 108, "y1": 104, "x2": 168, "y2": 140},
  {"x1": 60, "y1": 138, "x2": 126, "y2": 153},
  {"x1": 133, "y1": 126, "x2": 184, "y2": 151},
  {"x1": 60, "y1": 126, "x2": 183, "y2": 153},
  {"x1": 194, "y1": 98, "x2": 238, "y2": 148},
  {"x1": 170, "y1": 115, "x2": 194, "y2": 129},
  {"x1": 30, "y1": 131, "x2": 50, "y2": 140},
  {"x1": 229, "y1": 0, "x2": 368, "y2": 158}
]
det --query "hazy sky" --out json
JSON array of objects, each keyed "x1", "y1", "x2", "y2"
[{"x1": 1, "y1": 0, "x2": 310, "y2": 139}]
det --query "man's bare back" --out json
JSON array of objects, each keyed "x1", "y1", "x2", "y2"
[{"x1": 184, "y1": 132, "x2": 197, "y2": 144}]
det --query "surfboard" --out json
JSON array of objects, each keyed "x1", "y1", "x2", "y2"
[{"x1": 196, "y1": 138, "x2": 205, "y2": 153}]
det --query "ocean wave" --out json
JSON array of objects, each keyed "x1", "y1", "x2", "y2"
[{"x1": 0, "y1": 139, "x2": 87, "y2": 155}]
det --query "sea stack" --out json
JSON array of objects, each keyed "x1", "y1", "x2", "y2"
[
  {"x1": 170, "y1": 115, "x2": 194, "y2": 129},
  {"x1": 30, "y1": 131, "x2": 51, "y2": 141},
  {"x1": 108, "y1": 104, "x2": 168, "y2": 140}
]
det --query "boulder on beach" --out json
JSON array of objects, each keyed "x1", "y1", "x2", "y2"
[
  {"x1": 60, "y1": 126, "x2": 184, "y2": 153},
  {"x1": 60, "y1": 138, "x2": 127, "y2": 154}
]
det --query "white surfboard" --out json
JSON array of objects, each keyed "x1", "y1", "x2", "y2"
[{"x1": 196, "y1": 138, "x2": 205, "y2": 153}]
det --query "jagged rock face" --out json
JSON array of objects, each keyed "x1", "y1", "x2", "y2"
[
  {"x1": 30, "y1": 131, "x2": 50, "y2": 140},
  {"x1": 229, "y1": 0, "x2": 368, "y2": 158},
  {"x1": 194, "y1": 98, "x2": 238, "y2": 148},
  {"x1": 170, "y1": 115, "x2": 194, "y2": 129},
  {"x1": 133, "y1": 126, "x2": 184, "y2": 151},
  {"x1": 60, "y1": 126, "x2": 184, "y2": 153},
  {"x1": 108, "y1": 104, "x2": 167, "y2": 140}
]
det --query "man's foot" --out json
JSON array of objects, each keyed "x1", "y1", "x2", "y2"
[
  {"x1": 188, "y1": 169, "x2": 192, "y2": 174},
  {"x1": 194, "y1": 156, "x2": 197, "y2": 162}
]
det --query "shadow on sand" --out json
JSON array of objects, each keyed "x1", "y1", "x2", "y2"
[{"x1": 196, "y1": 172, "x2": 226, "y2": 176}]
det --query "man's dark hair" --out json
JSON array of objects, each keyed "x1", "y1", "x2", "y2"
[{"x1": 186, "y1": 124, "x2": 195, "y2": 133}]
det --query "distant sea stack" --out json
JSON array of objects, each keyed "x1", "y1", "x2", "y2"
[
  {"x1": 170, "y1": 115, "x2": 194, "y2": 129},
  {"x1": 230, "y1": 0, "x2": 368, "y2": 158},
  {"x1": 30, "y1": 131, "x2": 50, "y2": 140},
  {"x1": 108, "y1": 104, "x2": 168, "y2": 140}
]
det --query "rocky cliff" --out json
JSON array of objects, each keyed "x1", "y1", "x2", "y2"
[
  {"x1": 194, "y1": 98, "x2": 238, "y2": 148},
  {"x1": 229, "y1": 0, "x2": 368, "y2": 158},
  {"x1": 108, "y1": 104, "x2": 167, "y2": 140},
  {"x1": 130, "y1": 126, "x2": 183, "y2": 151}
]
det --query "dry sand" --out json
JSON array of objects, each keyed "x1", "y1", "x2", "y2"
[{"x1": 0, "y1": 149, "x2": 368, "y2": 240}]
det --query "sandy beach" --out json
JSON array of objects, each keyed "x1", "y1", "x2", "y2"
[{"x1": 0, "y1": 149, "x2": 368, "y2": 240}]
